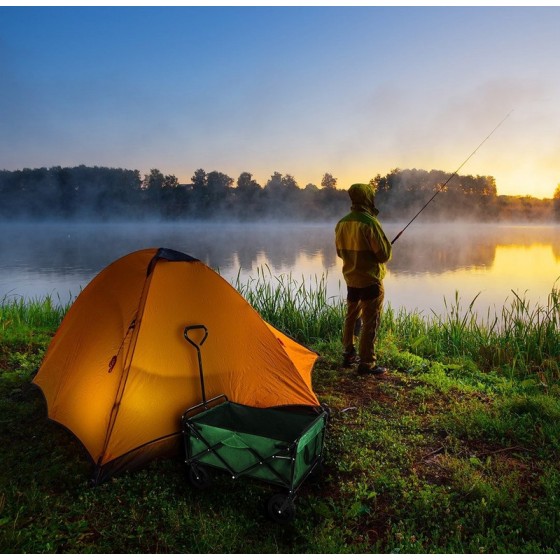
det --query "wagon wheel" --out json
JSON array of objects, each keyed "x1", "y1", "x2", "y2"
[
  {"x1": 188, "y1": 463, "x2": 211, "y2": 490},
  {"x1": 267, "y1": 493, "x2": 296, "y2": 523}
]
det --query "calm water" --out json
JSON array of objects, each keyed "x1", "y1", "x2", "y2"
[{"x1": 1, "y1": 222, "x2": 559, "y2": 320}]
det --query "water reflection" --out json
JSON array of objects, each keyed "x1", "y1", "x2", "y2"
[
  {"x1": 0, "y1": 222, "x2": 338, "y2": 276},
  {"x1": 388, "y1": 223, "x2": 560, "y2": 274},
  {"x1": 1, "y1": 222, "x2": 559, "y2": 317}
]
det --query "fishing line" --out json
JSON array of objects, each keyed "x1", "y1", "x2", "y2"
[{"x1": 391, "y1": 109, "x2": 514, "y2": 245}]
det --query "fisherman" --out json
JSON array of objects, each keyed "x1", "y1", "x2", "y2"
[{"x1": 335, "y1": 183, "x2": 392, "y2": 375}]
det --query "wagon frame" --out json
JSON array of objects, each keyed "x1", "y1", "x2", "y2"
[{"x1": 181, "y1": 324, "x2": 328, "y2": 522}]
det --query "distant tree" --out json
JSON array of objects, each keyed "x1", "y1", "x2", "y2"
[
  {"x1": 55, "y1": 166, "x2": 77, "y2": 218},
  {"x1": 235, "y1": 172, "x2": 262, "y2": 219},
  {"x1": 138, "y1": 169, "x2": 161, "y2": 215},
  {"x1": 4, "y1": 164, "x2": 555, "y2": 223},
  {"x1": 207, "y1": 171, "x2": 233, "y2": 195},
  {"x1": 554, "y1": 184, "x2": 560, "y2": 221},
  {"x1": 319, "y1": 183, "x2": 348, "y2": 219},
  {"x1": 110, "y1": 168, "x2": 142, "y2": 217},
  {"x1": 264, "y1": 171, "x2": 284, "y2": 194},
  {"x1": 188, "y1": 169, "x2": 208, "y2": 214},
  {"x1": 371, "y1": 168, "x2": 502, "y2": 221},
  {"x1": 140, "y1": 169, "x2": 180, "y2": 217},
  {"x1": 370, "y1": 174, "x2": 387, "y2": 193},
  {"x1": 321, "y1": 173, "x2": 337, "y2": 190},
  {"x1": 191, "y1": 168, "x2": 207, "y2": 191},
  {"x1": 143, "y1": 169, "x2": 165, "y2": 190},
  {"x1": 158, "y1": 174, "x2": 182, "y2": 218},
  {"x1": 205, "y1": 171, "x2": 234, "y2": 214},
  {"x1": 480, "y1": 175, "x2": 497, "y2": 197},
  {"x1": 299, "y1": 184, "x2": 319, "y2": 218},
  {"x1": 162, "y1": 174, "x2": 179, "y2": 190},
  {"x1": 263, "y1": 171, "x2": 299, "y2": 193},
  {"x1": 262, "y1": 172, "x2": 300, "y2": 218},
  {"x1": 236, "y1": 172, "x2": 261, "y2": 194},
  {"x1": 281, "y1": 173, "x2": 299, "y2": 192}
]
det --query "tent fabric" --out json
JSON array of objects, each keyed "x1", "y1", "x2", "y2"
[{"x1": 33, "y1": 248, "x2": 320, "y2": 482}]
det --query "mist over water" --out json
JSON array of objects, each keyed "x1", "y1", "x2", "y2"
[{"x1": 1, "y1": 221, "x2": 559, "y2": 321}]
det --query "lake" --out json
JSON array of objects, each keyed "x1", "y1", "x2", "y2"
[{"x1": 1, "y1": 222, "x2": 559, "y2": 321}]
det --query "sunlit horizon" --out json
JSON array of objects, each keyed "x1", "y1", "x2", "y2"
[
  {"x1": 164, "y1": 161, "x2": 557, "y2": 200},
  {"x1": 1, "y1": 6, "x2": 559, "y2": 201}
]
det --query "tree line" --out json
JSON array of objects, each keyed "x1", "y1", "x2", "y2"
[{"x1": 0, "y1": 165, "x2": 558, "y2": 222}]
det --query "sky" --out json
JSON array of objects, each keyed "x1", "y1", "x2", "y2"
[{"x1": 1, "y1": 5, "x2": 560, "y2": 198}]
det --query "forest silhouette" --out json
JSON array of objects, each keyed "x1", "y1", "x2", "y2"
[{"x1": 0, "y1": 165, "x2": 558, "y2": 222}]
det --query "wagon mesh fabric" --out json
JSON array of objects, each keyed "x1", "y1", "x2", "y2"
[{"x1": 187, "y1": 402, "x2": 324, "y2": 487}]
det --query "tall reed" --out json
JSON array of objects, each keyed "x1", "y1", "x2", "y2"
[
  {"x1": 0, "y1": 294, "x2": 69, "y2": 339},
  {"x1": 3, "y1": 270, "x2": 558, "y2": 385},
  {"x1": 234, "y1": 265, "x2": 345, "y2": 344},
  {"x1": 383, "y1": 284, "x2": 560, "y2": 382},
  {"x1": 235, "y1": 267, "x2": 559, "y2": 383}
]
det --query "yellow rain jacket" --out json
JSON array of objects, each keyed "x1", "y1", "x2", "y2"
[{"x1": 335, "y1": 183, "x2": 392, "y2": 288}]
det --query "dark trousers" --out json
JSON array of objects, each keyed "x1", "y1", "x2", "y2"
[{"x1": 342, "y1": 283, "x2": 384, "y2": 365}]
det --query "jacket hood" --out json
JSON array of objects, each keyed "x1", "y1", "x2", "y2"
[{"x1": 348, "y1": 183, "x2": 378, "y2": 215}]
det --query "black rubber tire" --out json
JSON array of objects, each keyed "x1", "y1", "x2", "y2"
[
  {"x1": 188, "y1": 464, "x2": 211, "y2": 489},
  {"x1": 267, "y1": 493, "x2": 296, "y2": 523}
]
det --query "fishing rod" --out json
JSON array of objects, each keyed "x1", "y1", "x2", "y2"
[{"x1": 391, "y1": 109, "x2": 513, "y2": 245}]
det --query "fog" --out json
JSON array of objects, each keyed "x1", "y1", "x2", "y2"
[
  {"x1": 1, "y1": 221, "x2": 559, "y2": 316},
  {"x1": 2, "y1": 166, "x2": 557, "y2": 229},
  {"x1": 2, "y1": 220, "x2": 559, "y2": 275}
]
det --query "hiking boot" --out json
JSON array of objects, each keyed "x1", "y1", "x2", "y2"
[
  {"x1": 342, "y1": 351, "x2": 359, "y2": 368},
  {"x1": 357, "y1": 363, "x2": 387, "y2": 376}
]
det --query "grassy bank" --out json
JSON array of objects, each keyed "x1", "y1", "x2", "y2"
[{"x1": 1, "y1": 278, "x2": 559, "y2": 553}]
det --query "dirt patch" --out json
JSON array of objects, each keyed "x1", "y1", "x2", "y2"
[{"x1": 321, "y1": 367, "x2": 416, "y2": 410}]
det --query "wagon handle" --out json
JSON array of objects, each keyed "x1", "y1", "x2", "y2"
[
  {"x1": 184, "y1": 324, "x2": 209, "y2": 405},
  {"x1": 184, "y1": 324, "x2": 208, "y2": 348}
]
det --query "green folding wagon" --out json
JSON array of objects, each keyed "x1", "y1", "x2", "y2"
[{"x1": 181, "y1": 325, "x2": 328, "y2": 522}]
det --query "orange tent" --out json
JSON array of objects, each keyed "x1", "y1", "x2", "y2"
[{"x1": 33, "y1": 248, "x2": 319, "y2": 483}]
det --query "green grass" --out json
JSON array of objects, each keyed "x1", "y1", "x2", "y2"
[
  {"x1": 234, "y1": 265, "x2": 345, "y2": 344},
  {"x1": 1, "y1": 274, "x2": 559, "y2": 553},
  {"x1": 0, "y1": 295, "x2": 70, "y2": 380}
]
